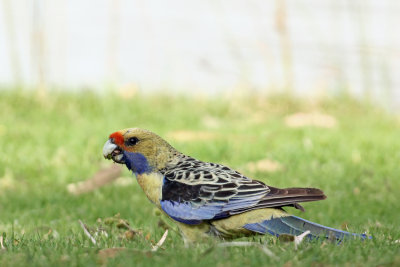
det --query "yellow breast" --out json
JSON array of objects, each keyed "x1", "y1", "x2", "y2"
[{"x1": 136, "y1": 172, "x2": 163, "y2": 207}]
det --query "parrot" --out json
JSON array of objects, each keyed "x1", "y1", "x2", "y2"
[{"x1": 102, "y1": 128, "x2": 368, "y2": 244}]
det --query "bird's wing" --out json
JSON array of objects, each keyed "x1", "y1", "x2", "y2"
[{"x1": 160, "y1": 156, "x2": 326, "y2": 225}]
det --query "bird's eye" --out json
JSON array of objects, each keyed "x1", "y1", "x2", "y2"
[{"x1": 126, "y1": 137, "x2": 139, "y2": 146}]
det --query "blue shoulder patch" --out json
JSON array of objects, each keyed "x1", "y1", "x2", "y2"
[{"x1": 160, "y1": 199, "x2": 226, "y2": 225}]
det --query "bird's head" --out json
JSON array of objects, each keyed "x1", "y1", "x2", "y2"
[{"x1": 103, "y1": 128, "x2": 176, "y2": 174}]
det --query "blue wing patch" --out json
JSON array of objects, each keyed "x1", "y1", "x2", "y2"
[
  {"x1": 160, "y1": 200, "x2": 224, "y2": 225},
  {"x1": 160, "y1": 197, "x2": 260, "y2": 224}
]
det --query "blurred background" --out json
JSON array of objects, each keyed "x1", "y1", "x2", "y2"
[
  {"x1": 1, "y1": 0, "x2": 400, "y2": 109},
  {"x1": 1, "y1": 2, "x2": 400, "y2": 265}
]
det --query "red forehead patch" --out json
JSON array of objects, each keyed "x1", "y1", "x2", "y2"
[{"x1": 109, "y1": 132, "x2": 124, "y2": 146}]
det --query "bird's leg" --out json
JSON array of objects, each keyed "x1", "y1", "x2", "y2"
[{"x1": 175, "y1": 222, "x2": 211, "y2": 245}]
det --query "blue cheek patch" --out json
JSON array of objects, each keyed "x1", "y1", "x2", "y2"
[{"x1": 123, "y1": 151, "x2": 152, "y2": 174}]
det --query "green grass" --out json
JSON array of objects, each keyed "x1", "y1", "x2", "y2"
[{"x1": 0, "y1": 91, "x2": 399, "y2": 266}]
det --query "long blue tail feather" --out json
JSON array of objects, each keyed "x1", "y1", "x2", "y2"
[{"x1": 244, "y1": 215, "x2": 370, "y2": 241}]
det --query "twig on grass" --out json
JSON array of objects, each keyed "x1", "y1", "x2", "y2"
[
  {"x1": 117, "y1": 220, "x2": 138, "y2": 233},
  {"x1": 218, "y1": 241, "x2": 277, "y2": 258},
  {"x1": 79, "y1": 220, "x2": 97, "y2": 245},
  {"x1": 151, "y1": 229, "x2": 168, "y2": 252},
  {"x1": 294, "y1": 230, "x2": 310, "y2": 249},
  {"x1": 97, "y1": 229, "x2": 168, "y2": 264},
  {"x1": 0, "y1": 235, "x2": 5, "y2": 250},
  {"x1": 67, "y1": 165, "x2": 122, "y2": 195}
]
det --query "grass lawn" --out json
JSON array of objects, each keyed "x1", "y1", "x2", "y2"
[{"x1": 0, "y1": 91, "x2": 399, "y2": 266}]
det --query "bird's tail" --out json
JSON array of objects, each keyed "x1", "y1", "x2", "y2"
[{"x1": 243, "y1": 215, "x2": 370, "y2": 241}]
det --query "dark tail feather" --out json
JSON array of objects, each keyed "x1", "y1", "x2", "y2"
[
  {"x1": 257, "y1": 187, "x2": 327, "y2": 211},
  {"x1": 243, "y1": 215, "x2": 370, "y2": 241}
]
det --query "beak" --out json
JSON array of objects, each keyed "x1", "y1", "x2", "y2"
[{"x1": 103, "y1": 139, "x2": 125, "y2": 163}]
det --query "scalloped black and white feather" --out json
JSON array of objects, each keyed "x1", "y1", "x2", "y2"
[{"x1": 159, "y1": 154, "x2": 326, "y2": 224}]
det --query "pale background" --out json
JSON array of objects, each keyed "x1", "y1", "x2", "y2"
[{"x1": 1, "y1": 0, "x2": 400, "y2": 107}]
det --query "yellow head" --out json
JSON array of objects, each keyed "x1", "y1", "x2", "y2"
[{"x1": 103, "y1": 128, "x2": 176, "y2": 173}]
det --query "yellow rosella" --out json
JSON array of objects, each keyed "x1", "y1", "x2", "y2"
[{"x1": 103, "y1": 128, "x2": 368, "y2": 243}]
